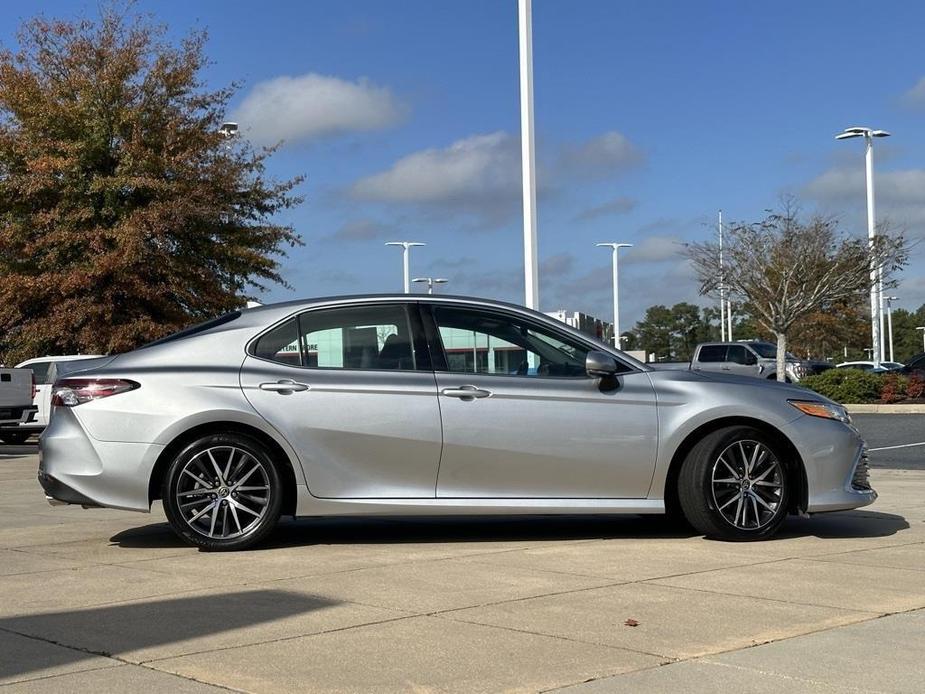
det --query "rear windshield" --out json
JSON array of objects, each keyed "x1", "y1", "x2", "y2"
[{"x1": 139, "y1": 311, "x2": 242, "y2": 349}]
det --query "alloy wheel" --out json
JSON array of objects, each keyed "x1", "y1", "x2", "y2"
[
  {"x1": 710, "y1": 440, "x2": 784, "y2": 530},
  {"x1": 175, "y1": 446, "x2": 271, "y2": 539}
]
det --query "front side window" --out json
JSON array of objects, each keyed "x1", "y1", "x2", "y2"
[
  {"x1": 253, "y1": 305, "x2": 418, "y2": 371},
  {"x1": 727, "y1": 345, "x2": 753, "y2": 365},
  {"x1": 433, "y1": 306, "x2": 595, "y2": 378},
  {"x1": 698, "y1": 345, "x2": 727, "y2": 362}
]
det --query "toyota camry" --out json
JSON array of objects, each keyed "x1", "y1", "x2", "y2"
[{"x1": 38, "y1": 295, "x2": 875, "y2": 550}]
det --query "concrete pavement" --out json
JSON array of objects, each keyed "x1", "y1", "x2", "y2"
[{"x1": 0, "y1": 450, "x2": 923, "y2": 693}]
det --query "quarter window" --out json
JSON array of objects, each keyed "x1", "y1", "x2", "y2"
[{"x1": 433, "y1": 306, "x2": 596, "y2": 378}]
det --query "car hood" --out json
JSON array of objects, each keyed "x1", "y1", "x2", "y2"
[{"x1": 651, "y1": 367, "x2": 825, "y2": 399}]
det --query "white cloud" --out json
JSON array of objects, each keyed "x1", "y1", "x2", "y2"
[
  {"x1": 327, "y1": 219, "x2": 394, "y2": 242},
  {"x1": 623, "y1": 236, "x2": 686, "y2": 264},
  {"x1": 558, "y1": 131, "x2": 644, "y2": 180},
  {"x1": 231, "y1": 73, "x2": 407, "y2": 146},
  {"x1": 350, "y1": 132, "x2": 522, "y2": 226},
  {"x1": 902, "y1": 76, "x2": 925, "y2": 107},
  {"x1": 574, "y1": 196, "x2": 637, "y2": 222}
]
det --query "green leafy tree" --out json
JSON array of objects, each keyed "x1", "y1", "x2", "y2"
[{"x1": 0, "y1": 8, "x2": 303, "y2": 363}]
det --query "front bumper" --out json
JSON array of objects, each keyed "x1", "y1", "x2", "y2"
[
  {"x1": 38, "y1": 407, "x2": 164, "y2": 512},
  {"x1": 786, "y1": 415, "x2": 877, "y2": 513}
]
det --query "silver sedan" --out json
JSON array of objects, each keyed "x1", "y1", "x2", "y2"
[{"x1": 39, "y1": 295, "x2": 875, "y2": 550}]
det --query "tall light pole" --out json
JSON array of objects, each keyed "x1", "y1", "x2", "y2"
[
  {"x1": 836, "y1": 126, "x2": 891, "y2": 366},
  {"x1": 917, "y1": 327, "x2": 925, "y2": 353},
  {"x1": 596, "y1": 243, "x2": 632, "y2": 348},
  {"x1": 385, "y1": 241, "x2": 425, "y2": 293},
  {"x1": 885, "y1": 296, "x2": 899, "y2": 363},
  {"x1": 518, "y1": 0, "x2": 538, "y2": 310},
  {"x1": 412, "y1": 277, "x2": 448, "y2": 295}
]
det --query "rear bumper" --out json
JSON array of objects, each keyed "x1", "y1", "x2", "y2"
[
  {"x1": 0, "y1": 405, "x2": 37, "y2": 426},
  {"x1": 38, "y1": 470, "x2": 101, "y2": 507},
  {"x1": 38, "y1": 408, "x2": 164, "y2": 512}
]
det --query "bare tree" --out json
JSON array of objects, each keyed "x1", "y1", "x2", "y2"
[{"x1": 684, "y1": 205, "x2": 907, "y2": 381}]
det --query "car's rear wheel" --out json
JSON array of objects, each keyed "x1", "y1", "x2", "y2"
[
  {"x1": 678, "y1": 426, "x2": 790, "y2": 541},
  {"x1": 162, "y1": 433, "x2": 282, "y2": 551}
]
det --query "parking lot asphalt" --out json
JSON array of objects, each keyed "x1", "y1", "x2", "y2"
[{"x1": 1, "y1": 416, "x2": 923, "y2": 692}]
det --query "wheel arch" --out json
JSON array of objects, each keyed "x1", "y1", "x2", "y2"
[
  {"x1": 149, "y1": 421, "x2": 299, "y2": 516},
  {"x1": 662, "y1": 416, "x2": 807, "y2": 517}
]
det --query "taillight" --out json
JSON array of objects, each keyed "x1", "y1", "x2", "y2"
[
  {"x1": 51, "y1": 378, "x2": 139, "y2": 407},
  {"x1": 31, "y1": 373, "x2": 36, "y2": 400}
]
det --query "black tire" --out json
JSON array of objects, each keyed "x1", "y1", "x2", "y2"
[
  {"x1": 678, "y1": 426, "x2": 790, "y2": 541},
  {"x1": 162, "y1": 433, "x2": 283, "y2": 551},
  {"x1": 0, "y1": 432, "x2": 30, "y2": 445}
]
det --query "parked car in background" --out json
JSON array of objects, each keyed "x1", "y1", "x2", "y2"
[
  {"x1": 3, "y1": 355, "x2": 103, "y2": 443},
  {"x1": 39, "y1": 295, "x2": 875, "y2": 550},
  {"x1": 836, "y1": 360, "x2": 903, "y2": 373},
  {"x1": 678, "y1": 341, "x2": 832, "y2": 382},
  {"x1": 0, "y1": 367, "x2": 37, "y2": 444},
  {"x1": 902, "y1": 353, "x2": 925, "y2": 377}
]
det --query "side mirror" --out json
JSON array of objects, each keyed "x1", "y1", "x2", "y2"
[{"x1": 586, "y1": 350, "x2": 619, "y2": 378}]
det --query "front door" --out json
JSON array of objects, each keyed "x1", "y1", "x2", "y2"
[
  {"x1": 427, "y1": 305, "x2": 658, "y2": 499},
  {"x1": 725, "y1": 345, "x2": 761, "y2": 377},
  {"x1": 240, "y1": 303, "x2": 442, "y2": 498}
]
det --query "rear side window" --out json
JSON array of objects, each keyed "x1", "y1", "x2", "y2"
[
  {"x1": 253, "y1": 319, "x2": 301, "y2": 366},
  {"x1": 697, "y1": 345, "x2": 727, "y2": 362},
  {"x1": 251, "y1": 305, "x2": 420, "y2": 371}
]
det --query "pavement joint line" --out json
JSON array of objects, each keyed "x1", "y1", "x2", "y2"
[
  {"x1": 0, "y1": 623, "x2": 248, "y2": 692},
  {"x1": 430, "y1": 611, "x2": 675, "y2": 661},
  {"x1": 639, "y1": 580, "x2": 889, "y2": 615},
  {"x1": 138, "y1": 612, "x2": 423, "y2": 665},
  {"x1": 0, "y1": 663, "x2": 125, "y2": 689},
  {"x1": 545, "y1": 606, "x2": 925, "y2": 693}
]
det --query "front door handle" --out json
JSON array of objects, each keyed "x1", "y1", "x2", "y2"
[
  {"x1": 441, "y1": 385, "x2": 492, "y2": 400},
  {"x1": 259, "y1": 380, "x2": 309, "y2": 393}
]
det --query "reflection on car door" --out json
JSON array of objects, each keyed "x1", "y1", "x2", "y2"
[
  {"x1": 240, "y1": 303, "x2": 443, "y2": 499},
  {"x1": 426, "y1": 305, "x2": 658, "y2": 499}
]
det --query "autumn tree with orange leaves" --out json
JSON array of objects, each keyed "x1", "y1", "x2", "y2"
[{"x1": 0, "y1": 8, "x2": 302, "y2": 363}]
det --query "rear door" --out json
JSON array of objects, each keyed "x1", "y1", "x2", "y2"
[
  {"x1": 427, "y1": 304, "x2": 658, "y2": 499},
  {"x1": 240, "y1": 302, "x2": 443, "y2": 499}
]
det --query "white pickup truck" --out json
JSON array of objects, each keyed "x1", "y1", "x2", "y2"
[
  {"x1": 0, "y1": 367, "x2": 37, "y2": 444},
  {"x1": 0, "y1": 355, "x2": 103, "y2": 444}
]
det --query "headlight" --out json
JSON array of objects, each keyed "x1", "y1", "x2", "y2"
[{"x1": 788, "y1": 400, "x2": 851, "y2": 424}]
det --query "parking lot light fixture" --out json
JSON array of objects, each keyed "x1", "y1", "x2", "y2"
[
  {"x1": 385, "y1": 241, "x2": 426, "y2": 293},
  {"x1": 595, "y1": 243, "x2": 633, "y2": 348},
  {"x1": 412, "y1": 277, "x2": 448, "y2": 295},
  {"x1": 836, "y1": 125, "x2": 891, "y2": 367},
  {"x1": 885, "y1": 296, "x2": 899, "y2": 362}
]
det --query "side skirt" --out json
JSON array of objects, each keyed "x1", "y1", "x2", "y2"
[{"x1": 294, "y1": 486, "x2": 665, "y2": 517}]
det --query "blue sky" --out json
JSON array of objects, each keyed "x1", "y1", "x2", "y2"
[{"x1": 4, "y1": 0, "x2": 925, "y2": 327}]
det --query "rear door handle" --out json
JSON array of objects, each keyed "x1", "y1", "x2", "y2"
[
  {"x1": 441, "y1": 385, "x2": 492, "y2": 400},
  {"x1": 259, "y1": 380, "x2": 309, "y2": 393}
]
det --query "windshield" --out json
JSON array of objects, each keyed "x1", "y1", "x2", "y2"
[{"x1": 748, "y1": 343, "x2": 797, "y2": 360}]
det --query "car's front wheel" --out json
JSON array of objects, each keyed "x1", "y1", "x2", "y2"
[
  {"x1": 678, "y1": 426, "x2": 790, "y2": 541},
  {"x1": 162, "y1": 433, "x2": 282, "y2": 551}
]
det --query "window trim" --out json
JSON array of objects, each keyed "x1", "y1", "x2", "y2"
[
  {"x1": 247, "y1": 302, "x2": 431, "y2": 373},
  {"x1": 422, "y1": 303, "x2": 635, "y2": 381}
]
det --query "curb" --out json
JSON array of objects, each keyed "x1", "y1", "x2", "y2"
[{"x1": 845, "y1": 404, "x2": 925, "y2": 414}]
